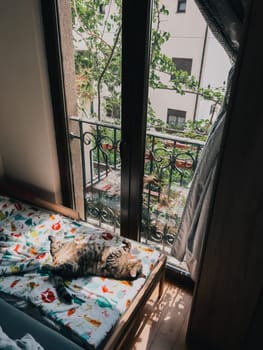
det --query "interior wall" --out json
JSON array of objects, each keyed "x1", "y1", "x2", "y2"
[
  {"x1": 0, "y1": 155, "x2": 4, "y2": 178},
  {"x1": 0, "y1": 0, "x2": 61, "y2": 202}
]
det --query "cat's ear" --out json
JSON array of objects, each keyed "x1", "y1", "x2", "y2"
[{"x1": 48, "y1": 235, "x2": 55, "y2": 242}]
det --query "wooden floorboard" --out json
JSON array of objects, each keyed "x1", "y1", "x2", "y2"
[{"x1": 124, "y1": 277, "x2": 193, "y2": 350}]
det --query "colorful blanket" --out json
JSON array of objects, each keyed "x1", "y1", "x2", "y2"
[{"x1": 0, "y1": 196, "x2": 161, "y2": 349}]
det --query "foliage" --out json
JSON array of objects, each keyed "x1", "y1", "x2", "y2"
[
  {"x1": 185, "y1": 119, "x2": 210, "y2": 134},
  {"x1": 147, "y1": 115, "x2": 165, "y2": 129},
  {"x1": 149, "y1": 1, "x2": 225, "y2": 106},
  {"x1": 71, "y1": 0, "x2": 225, "y2": 122},
  {"x1": 165, "y1": 119, "x2": 211, "y2": 141},
  {"x1": 148, "y1": 118, "x2": 210, "y2": 141},
  {"x1": 71, "y1": 0, "x2": 122, "y2": 119}
]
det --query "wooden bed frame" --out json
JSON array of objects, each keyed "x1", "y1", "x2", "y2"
[{"x1": 0, "y1": 181, "x2": 167, "y2": 350}]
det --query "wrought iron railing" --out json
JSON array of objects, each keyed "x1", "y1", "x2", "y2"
[{"x1": 70, "y1": 117, "x2": 205, "y2": 255}]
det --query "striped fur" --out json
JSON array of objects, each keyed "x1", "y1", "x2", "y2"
[{"x1": 42, "y1": 235, "x2": 143, "y2": 304}]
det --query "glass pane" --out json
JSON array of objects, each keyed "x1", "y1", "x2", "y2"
[
  {"x1": 70, "y1": 0, "x2": 122, "y2": 233},
  {"x1": 69, "y1": 0, "x2": 231, "y2": 275},
  {"x1": 178, "y1": 0, "x2": 186, "y2": 13},
  {"x1": 141, "y1": 0, "x2": 231, "y2": 272}
]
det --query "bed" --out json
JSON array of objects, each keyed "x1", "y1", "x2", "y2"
[{"x1": 0, "y1": 191, "x2": 166, "y2": 350}]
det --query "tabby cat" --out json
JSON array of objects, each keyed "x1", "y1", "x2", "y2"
[{"x1": 42, "y1": 235, "x2": 144, "y2": 304}]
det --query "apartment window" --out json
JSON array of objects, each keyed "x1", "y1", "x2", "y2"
[
  {"x1": 105, "y1": 98, "x2": 120, "y2": 119},
  {"x1": 177, "y1": 0, "x2": 187, "y2": 13},
  {"x1": 167, "y1": 108, "x2": 186, "y2": 129},
  {"x1": 172, "y1": 57, "x2": 192, "y2": 74},
  {"x1": 99, "y1": 4, "x2": 105, "y2": 14}
]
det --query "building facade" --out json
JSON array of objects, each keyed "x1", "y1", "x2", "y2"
[
  {"x1": 149, "y1": 0, "x2": 231, "y2": 127},
  {"x1": 73, "y1": 0, "x2": 231, "y2": 127}
]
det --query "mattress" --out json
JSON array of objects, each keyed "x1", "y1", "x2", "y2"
[{"x1": 0, "y1": 195, "x2": 162, "y2": 349}]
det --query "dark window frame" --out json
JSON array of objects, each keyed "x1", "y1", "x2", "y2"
[
  {"x1": 167, "y1": 108, "x2": 186, "y2": 129},
  {"x1": 40, "y1": 0, "x2": 153, "y2": 242},
  {"x1": 177, "y1": 0, "x2": 187, "y2": 13},
  {"x1": 121, "y1": 0, "x2": 153, "y2": 240},
  {"x1": 41, "y1": 0, "x2": 74, "y2": 208},
  {"x1": 172, "y1": 57, "x2": 192, "y2": 75}
]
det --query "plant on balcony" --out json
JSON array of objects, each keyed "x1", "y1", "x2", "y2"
[
  {"x1": 185, "y1": 119, "x2": 210, "y2": 134},
  {"x1": 165, "y1": 118, "x2": 211, "y2": 141},
  {"x1": 71, "y1": 0, "x2": 225, "y2": 122}
]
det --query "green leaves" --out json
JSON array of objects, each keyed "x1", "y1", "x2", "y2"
[
  {"x1": 72, "y1": 0, "x2": 225, "y2": 123},
  {"x1": 72, "y1": 0, "x2": 122, "y2": 119}
]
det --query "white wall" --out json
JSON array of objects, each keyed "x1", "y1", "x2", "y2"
[
  {"x1": 0, "y1": 155, "x2": 4, "y2": 178},
  {"x1": 73, "y1": 0, "x2": 230, "y2": 126},
  {"x1": 195, "y1": 28, "x2": 232, "y2": 121},
  {"x1": 149, "y1": 0, "x2": 207, "y2": 123},
  {"x1": 0, "y1": 0, "x2": 61, "y2": 201},
  {"x1": 149, "y1": 0, "x2": 231, "y2": 124}
]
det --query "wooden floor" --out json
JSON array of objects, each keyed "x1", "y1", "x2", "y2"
[{"x1": 124, "y1": 277, "x2": 193, "y2": 350}]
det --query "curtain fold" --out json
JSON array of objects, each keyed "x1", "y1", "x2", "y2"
[
  {"x1": 194, "y1": 0, "x2": 249, "y2": 60},
  {"x1": 171, "y1": 0, "x2": 250, "y2": 281}
]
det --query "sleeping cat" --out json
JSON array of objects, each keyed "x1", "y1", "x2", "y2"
[{"x1": 42, "y1": 235, "x2": 144, "y2": 304}]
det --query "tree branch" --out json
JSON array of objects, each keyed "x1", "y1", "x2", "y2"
[
  {"x1": 154, "y1": 85, "x2": 223, "y2": 104},
  {"x1": 97, "y1": 25, "x2": 122, "y2": 121},
  {"x1": 72, "y1": 0, "x2": 112, "y2": 51}
]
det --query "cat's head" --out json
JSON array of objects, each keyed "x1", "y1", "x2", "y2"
[
  {"x1": 127, "y1": 259, "x2": 145, "y2": 280},
  {"x1": 111, "y1": 255, "x2": 144, "y2": 280}
]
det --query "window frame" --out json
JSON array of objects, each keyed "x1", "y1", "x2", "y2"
[
  {"x1": 40, "y1": 0, "x2": 153, "y2": 241},
  {"x1": 41, "y1": 0, "x2": 74, "y2": 208},
  {"x1": 177, "y1": 0, "x2": 187, "y2": 13},
  {"x1": 172, "y1": 57, "x2": 192, "y2": 75},
  {"x1": 121, "y1": 0, "x2": 153, "y2": 240},
  {"x1": 167, "y1": 108, "x2": 186, "y2": 129}
]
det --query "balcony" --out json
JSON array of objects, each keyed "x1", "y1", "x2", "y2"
[{"x1": 70, "y1": 117, "x2": 205, "y2": 272}]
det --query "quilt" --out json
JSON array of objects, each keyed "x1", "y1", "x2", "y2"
[{"x1": 0, "y1": 196, "x2": 161, "y2": 349}]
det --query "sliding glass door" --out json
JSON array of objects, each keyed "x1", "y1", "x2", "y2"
[
  {"x1": 69, "y1": 0, "x2": 152, "y2": 242},
  {"x1": 69, "y1": 0, "x2": 124, "y2": 233},
  {"x1": 51, "y1": 0, "x2": 229, "y2": 273}
]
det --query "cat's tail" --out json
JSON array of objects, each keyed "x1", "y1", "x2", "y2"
[
  {"x1": 42, "y1": 265, "x2": 73, "y2": 304},
  {"x1": 52, "y1": 275, "x2": 73, "y2": 304}
]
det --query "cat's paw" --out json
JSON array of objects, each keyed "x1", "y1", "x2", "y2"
[
  {"x1": 56, "y1": 288, "x2": 73, "y2": 304},
  {"x1": 122, "y1": 239, "x2": 131, "y2": 251},
  {"x1": 59, "y1": 292, "x2": 73, "y2": 305}
]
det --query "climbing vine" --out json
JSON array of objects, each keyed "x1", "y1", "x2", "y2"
[{"x1": 71, "y1": 0, "x2": 225, "y2": 122}]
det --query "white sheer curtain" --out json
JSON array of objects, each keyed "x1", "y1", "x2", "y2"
[{"x1": 171, "y1": 0, "x2": 251, "y2": 281}]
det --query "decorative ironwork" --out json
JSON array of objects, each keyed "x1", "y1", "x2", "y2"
[{"x1": 70, "y1": 117, "x2": 205, "y2": 253}]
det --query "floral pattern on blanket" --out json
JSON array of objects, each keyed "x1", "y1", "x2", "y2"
[{"x1": 0, "y1": 196, "x2": 161, "y2": 349}]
